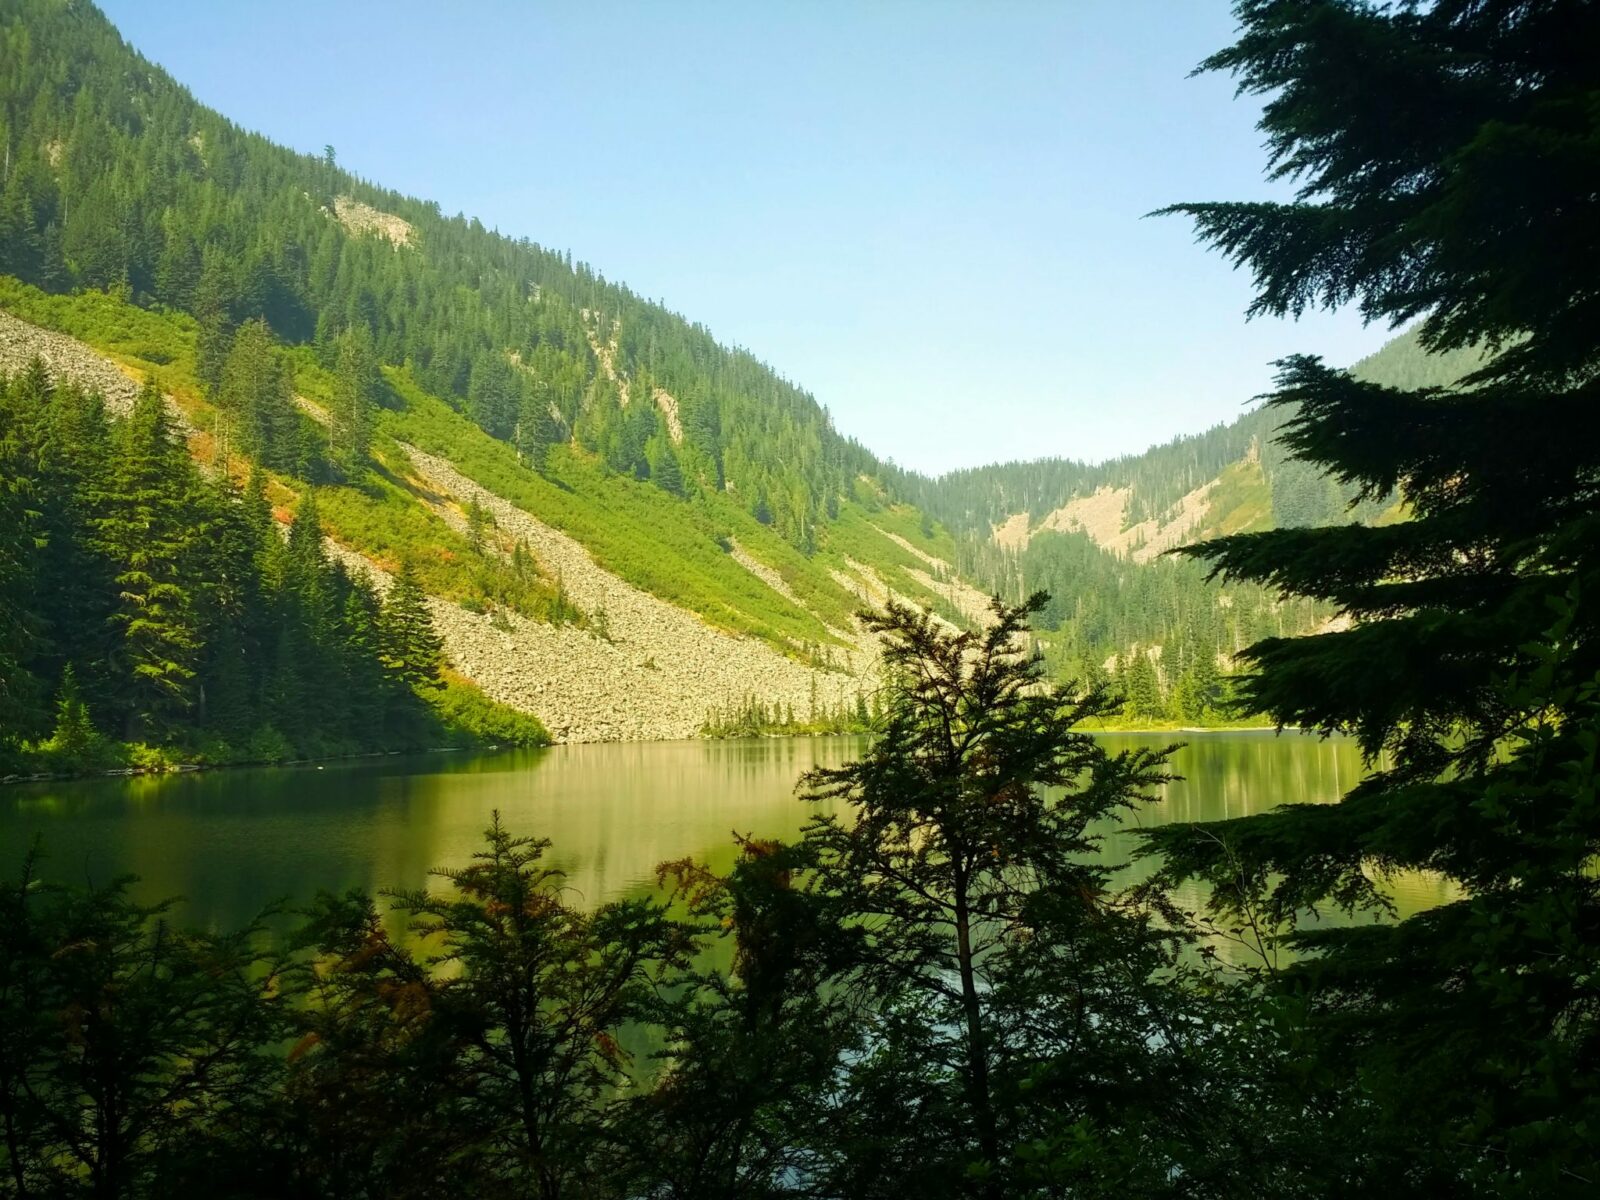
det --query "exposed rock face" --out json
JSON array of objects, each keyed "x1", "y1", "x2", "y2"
[
  {"x1": 332, "y1": 195, "x2": 416, "y2": 248},
  {"x1": 906, "y1": 567, "x2": 995, "y2": 625},
  {"x1": 726, "y1": 536, "x2": 803, "y2": 609},
  {"x1": 396, "y1": 444, "x2": 876, "y2": 742},
  {"x1": 993, "y1": 479, "x2": 1219, "y2": 564}
]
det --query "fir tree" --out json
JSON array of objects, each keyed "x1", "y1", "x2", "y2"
[
  {"x1": 1144, "y1": 0, "x2": 1600, "y2": 1186},
  {"x1": 380, "y1": 562, "x2": 442, "y2": 694},
  {"x1": 651, "y1": 440, "x2": 685, "y2": 498},
  {"x1": 0, "y1": 368, "x2": 45, "y2": 746},
  {"x1": 94, "y1": 381, "x2": 202, "y2": 740},
  {"x1": 465, "y1": 496, "x2": 489, "y2": 555},
  {"x1": 193, "y1": 245, "x2": 235, "y2": 400},
  {"x1": 218, "y1": 318, "x2": 298, "y2": 472},
  {"x1": 329, "y1": 324, "x2": 376, "y2": 478}
]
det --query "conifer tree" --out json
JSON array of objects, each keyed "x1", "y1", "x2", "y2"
[
  {"x1": 517, "y1": 394, "x2": 562, "y2": 473},
  {"x1": 1122, "y1": 648, "x2": 1161, "y2": 720},
  {"x1": 193, "y1": 245, "x2": 235, "y2": 400},
  {"x1": 380, "y1": 562, "x2": 442, "y2": 694},
  {"x1": 465, "y1": 496, "x2": 489, "y2": 555},
  {"x1": 329, "y1": 324, "x2": 376, "y2": 478},
  {"x1": 801, "y1": 596, "x2": 1171, "y2": 1192},
  {"x1": 0, "y1": 369, "x2": 45, "y2": 746},
  {"x1": 651, "y1": 440, "x2": 685, "y2": 498},
  {"x1": 94, "y1": 381, "x2": 202, "y2": 740},
  {"x1": 218, "y1": 317, "x2": 297, "y2": 471},
  {"x1": 1145, "y1": 1, "x2": 1600, "y2": 1186}
]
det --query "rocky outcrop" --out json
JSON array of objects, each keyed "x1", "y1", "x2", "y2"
[
  {"x1": 994, "y1": 478, "x2": 1220, "y2": 564},
  {"x1": 332, "y1": 195, "x2": 415, "y2": 247},
  {"x1": 906, "y1": 567, "x2": 994, "y2": 625},
  {"x1": 726, "y1": 536, "x2": 803, "y2": 609}
]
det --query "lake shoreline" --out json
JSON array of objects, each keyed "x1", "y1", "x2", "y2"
[{"x1": 2, "y1": 723, "x2": 1313, "y2": 788}]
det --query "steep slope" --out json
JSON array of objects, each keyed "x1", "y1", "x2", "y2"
[
  {"x1": 0, "y1": 0, "x2": 977, "y2": 742},
  {"x1": 899, "y1": 330, "x2": 1494, "y2": 722},
  {"x1": 910, "y1": 328, "x2": 1490, "y2": 548}
]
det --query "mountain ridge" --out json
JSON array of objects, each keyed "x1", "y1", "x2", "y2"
[{"x1": 0, "y1": 0, "x2": 1480, "y2": 746}]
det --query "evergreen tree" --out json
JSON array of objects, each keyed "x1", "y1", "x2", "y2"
[
  {"x1": 0, "y1": 368, "x2": 45, "y2": 747},
  {"x1": 383, "y1": 815, "x2": 693, "y2": 1200},
  {"x1": 651, "y1": 439, "x2": 685, "y2": 498},
  {"x1": 43, "y1": 663, "x2": 102, "y2": 765},
  {"x1": 1144, "y1": 1, "x2": 1600, "y2": 1188},
  {"x1": 516, "y1": 394, "x2": 562, "y2": 473},
  {"x1": 93, "y1": 381, "x2": 202, "y2": 740},
  {"x1": 1122, "y1": 648, "x2": 1161, "y2": 720},
  {"x1": 380, "y1": 562, "x2": 442, "y2": 694},
  {"x1": 329, "y1": 323, "x2": 376, "y2": 478},
  {"x1": 218, "y1": 317, "x2": 298, "y2": 471},
  {"x1": 193, "y1": 244, "x2": 235, "y2": 400},
  {"x1": 801, "y1": 596, "x2": 1171, "y2": 1193},
  {"x1": 465, "y1": 496, "x2": 489, "y2": 555}
]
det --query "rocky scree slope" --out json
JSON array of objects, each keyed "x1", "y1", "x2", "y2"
[{"x1": 0, "y1": 308, "x2": 893, "y2": 742}]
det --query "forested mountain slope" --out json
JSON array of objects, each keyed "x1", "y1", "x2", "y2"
[
  {"x1": 899, "y1": 332, "x2": 1492, "y2": 723},
  {"x1": 0, "y1": 0, "x2": 972, "y2": 750},
  {"x1": 0, "y1": 0, "x2": 1487, "y2": 751}
]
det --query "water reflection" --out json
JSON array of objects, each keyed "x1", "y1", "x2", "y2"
[{"x1": 1, "y1": 732, "x2": 1454, "y2": 940}]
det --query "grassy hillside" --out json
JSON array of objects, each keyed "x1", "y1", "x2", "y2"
[
  {"x1": 0, "y1": 274, "x2": 959, "y2": 657},
  {"x1": 0, "y1": 0, "x2": 972, "y2": 665}
]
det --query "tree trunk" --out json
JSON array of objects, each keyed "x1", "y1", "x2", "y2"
[{"x1": 953, "y1": 868, "x2": 1000, "y2": 1193}]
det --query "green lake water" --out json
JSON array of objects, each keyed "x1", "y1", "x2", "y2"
[{"x1": 0, "y1": 732, "x2": 1455, "y2": 943}]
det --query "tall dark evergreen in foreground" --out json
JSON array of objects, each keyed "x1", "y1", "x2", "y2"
[
  {"x1": 799, "y1": 596, "x2": 1177, "y2": 1195},
  {"x1": 1145, "y1": 1, "x2": 1600, "y2": 1191}
]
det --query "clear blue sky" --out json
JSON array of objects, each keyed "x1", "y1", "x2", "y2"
[{"x1": 99, "y1": 0, "x2": 1393, "y2": 477}]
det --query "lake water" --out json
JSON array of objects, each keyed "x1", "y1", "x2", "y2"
[{"x1": 0, "y1": 732, "x2": 1455, "y2": 943}]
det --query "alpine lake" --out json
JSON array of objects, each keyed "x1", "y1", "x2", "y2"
[{"x1": 1, "y1": 731, "x2": 1455, "y2": 966}]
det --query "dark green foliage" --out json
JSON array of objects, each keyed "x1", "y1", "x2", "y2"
[
  {"x1": 0, "y1": 364, "x2": 45, "y2": 751},
  {"x1": 0, "y1": 850, "x2": 286, "y2": 1198},
  {"x1": 1138, "y1": 1, "x2": 1600, "y2": 1190},
  {"x1": 626, "y1": 836, "x2": 859, "y2": 1198},
  {"x1": 379, "y1": 562, "x2": 442, "y2": 696},
  {"x1": 276, "y1": 816, "x2": 697, "y2": 1200},
  {"x1": 797, "y1": 596, "x2": 1176, "y2": 1194},
  {"x1": 698, "y1": 690, "x2": 876, "y2": 738},
  {"x1": 329, "y1": 323, "x2": 376, "y2": 478},
  {"x1": 217, "y1": 316, "x2": 308, "y2": 473},
  {"x1": 94, "y1": 381, "x2": 202, "y2": 739},
  {"x1": 0, "y1": 366, "x2": 543, "y2": 771}
]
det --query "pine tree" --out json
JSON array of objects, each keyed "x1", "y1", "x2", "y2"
[
  {"x1": 1144, "y1": 1, "x2": 1600, "y2": 1186},
  {"x1": 219, "y1": 318, "x2": 297, "y2": 471},
  {"x1": 380, "y1": 563, "x2": 442, "y2": 694},
  {"x1": 329, "y1": 324, "x2": 376, "y2": 478},
  {"x1": 94, "y1": 381, "x2": 201, "y2": 740}
]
